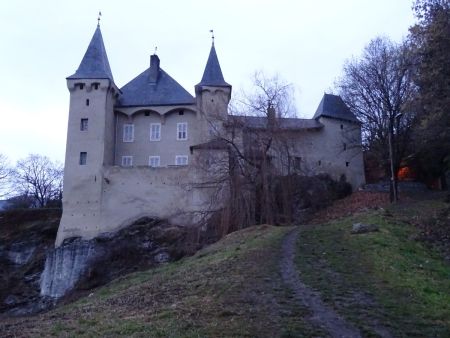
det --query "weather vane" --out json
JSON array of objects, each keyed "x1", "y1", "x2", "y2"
[
  {"x1": 97, "y1": 11, "x2": 102, "y2": 26},
  {"x1": 154, "y1": 46, "x2": 158, "y2": 55},
  {"x1": 210, "y1": 29, "x2": 214, "y2": 45}
]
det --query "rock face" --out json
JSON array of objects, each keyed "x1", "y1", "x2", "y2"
[
  {"x1": 0, "y1": 209, "x2": 61, "y2": 316},
  {"x1": 40, "y1": 217, "x2": 197, "y2": 301},
  {"x1": 1, "y1": 210, "x2": 205, "y2": 317},
  {"x1": 40, "y1": 239, "x2": 97, "y2": 299}
]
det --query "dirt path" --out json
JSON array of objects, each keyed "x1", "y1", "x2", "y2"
[{"x1": 280, "y1": 228, "x2": 362, "y2": 338}]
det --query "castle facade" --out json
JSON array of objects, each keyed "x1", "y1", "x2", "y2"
[{"x1": 55, "y1": 24, "x2": 365, "y2": 246}]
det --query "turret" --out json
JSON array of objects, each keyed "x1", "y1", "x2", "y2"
[
  {"x1": 195, "y1": 41, "x2": 232, "y2": 129},
  {"x1": 56, "y1": 24, "x2": 120, "y2": 246}
]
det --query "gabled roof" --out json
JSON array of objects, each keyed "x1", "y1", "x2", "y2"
[
  {"x1": 118, "y1": 66, "x2": 195, "y2": 107},
  {"x1": 67, "y1": 25, "x2": 114, "y2": 81},
  {"x1": 230, "y1": 116, "x2": 323, "y2": 130},
  {"x1": 197, "y1": 44, "x2": 230, "y2": 87},
  {"x1": 313, "y1": 94, "x2": 359, "y2": 123}
]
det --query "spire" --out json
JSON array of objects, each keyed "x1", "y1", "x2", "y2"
[
  {"x1": 197, "y1": 41, "x2": 230, "y2": 87},
  {"x1": 67, "y1": 25, "x2": 114, "y2": 81}
]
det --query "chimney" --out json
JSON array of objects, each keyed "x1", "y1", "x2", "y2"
[{"x1": 149, "y1": 54, "x2": 160, "y2": 83}]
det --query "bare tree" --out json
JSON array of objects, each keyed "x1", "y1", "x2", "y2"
[
  {"x1": 337, "y1": 37, "x2": 416, "y2": 201},
  {"x1": 0, "y1": 153, "x2": 11, "y2": 197},
  {"x1": 12, "y1": 154, "x2": 63, "y2": 208},
  {"x1": 200, "y1": 72, "x2": 298, "y2": 227}
]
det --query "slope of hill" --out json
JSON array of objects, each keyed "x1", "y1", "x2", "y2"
[{"x1": 0, "y1": 192, "x2": 449, "y2": 337}]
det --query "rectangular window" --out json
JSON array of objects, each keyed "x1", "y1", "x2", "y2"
[
  {"x1": 121, "y1": 156, "x2": 133, "y2": 167},
  {"x1": 80, "y1": 118, "x2": 88, "y2": 131},
  {"x1": 175, "y1": 155, "x2": 188, "y2": 166},
  {"x1": 346, "y1": 161, "x2": 350, "y2": 167},
  {"x1": 123, "y1": 124, "x2": 134, "y2": 142},
  {"x1": 149, "y1": 156, "x2": 160, "y2": 167},
  {"x1": 86, "y1": 99, "x2": 90, "y2": 106},
  {"x1": 343, "y1": 143, "x2": 347, "y2": 151},
  {"x1": 150, "y1": 123, "x2": 161, "y2": 141},
  {"x1": 177, "y1": 122, "x2": 187, "y2": 140},
  {"x1": 79, "y1": 152, "x2": 87, "y2": 165}
]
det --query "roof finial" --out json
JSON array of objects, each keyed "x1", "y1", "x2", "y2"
[
  {"x1": 209, "y1": 29, "x2": 215, "y2": 46},
  {"x1": 97, "y1": 11, "x2": 102, "y2": 27},
  {"x1": 154, "y1": 46, "x2": 158, "y2": 55}
]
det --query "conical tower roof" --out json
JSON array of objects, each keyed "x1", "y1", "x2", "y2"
[
  {"x1": 313, "y1": 94, "x2": 359, "y2": 123},
  {"x1": 67, "y1": 25, "x2": 114, "y2": 81},
  {"x1": 197, "y1": 43, "x2": 230, "y2": 87}
]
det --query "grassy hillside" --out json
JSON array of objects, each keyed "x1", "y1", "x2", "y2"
[
  {"x1": 1, "y1": 194, "x2": 449, "y2": 337},
  {"x1": 296, "y1": 196, "x2": 450, "y2": 337},
  {"x1": 1, "y1": 225, "x2": 322, "y2": 337}
]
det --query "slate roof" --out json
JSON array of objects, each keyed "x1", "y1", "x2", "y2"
[
  {"x1": 190, "y1": 139, "x2": 229, "y2": 151},
  {"x1": 230, "y1": 116, "x2": 323, "y2": 130},
  {"x1": 67, "y1": 25, "x2": 114, "y2": 81},
  {"x1": 118, "y1": 67, "x2": 195, "y2": 107},
  {"x1": 313, "y1": 94, "x2": 359, "y2": 123},
  {"x1": 197, "y1": 44, "x2": 230, "y2": 87}
]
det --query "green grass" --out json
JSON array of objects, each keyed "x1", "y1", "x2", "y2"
[
  {"x1": 296, "y1": 199, "x2": 450, "y2": 337},
  {"x1": 1, "y1": 224, "x2": 324, "y2": 337}
]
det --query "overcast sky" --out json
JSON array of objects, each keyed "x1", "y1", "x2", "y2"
[{"x1": 0, "y1": 0, "x2": 415, "y2": 163}]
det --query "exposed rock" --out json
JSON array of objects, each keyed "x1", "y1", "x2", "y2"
[
  {"x1": 40, "y1": 240, "x2": 98, "y2": 299},
  {"x1": 40, "y1": 217, "x2": 198, "y2": 301},
  {"x1": 351, "y1": 223, "x2": 380, "y2": 234}
]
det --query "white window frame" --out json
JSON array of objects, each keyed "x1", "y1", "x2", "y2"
[
  {"x1": 121, "y1": 156, "x2": 133, "y2": 167},
  {"x1": 150, "y1": 123, "x2": 161, "y2": 141},
  {"x1": 148, "y1": 156, "x2": 160, "y2": 167},
  {"x1": 177, "y1": 122, "x2": 188, "y2": 140},
  {"x1": 123, "y1": 124, "x2": 134, "y2": 142},
  {"x1": 175, "y1": 155, "x2": 188, "y2": 166}
]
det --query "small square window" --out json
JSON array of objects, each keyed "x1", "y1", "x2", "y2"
[
  {"x1": 175, "y1": 155, "x2": 188, "y2": 166},
  {"x1": 144, "y1": 111, "x2": 150, "y2": 116},
  {"x1": 177, "y1": 122, "x2": 187, "y2": 140},
  {"x1": 179, "y1": 110, "x2": 184, "y2": 115},
  {"x1": 149, "y1": 156, "x2": 160, "y2": 167},
  {"x1": 150, "y1": 123, "x2": 161, "y2": 141},
  {"x1": 79, "y1": 152, "x2": 87, "y2": 165},
  {"x1": 94, "y1": 83, "x2": 99, "y2": 90},
  {"x1": 346, "y1": 161, "x2": 350, "y2": 167},
  {"x1": 123, "y1": 124, "x2": 134, "y2": 142},
  {"x1": 121, "y1": 156, "x2": 133, "y2": 167},
  {"x1": 80, "y1": 118, "x2": 88, "y2": 131}
]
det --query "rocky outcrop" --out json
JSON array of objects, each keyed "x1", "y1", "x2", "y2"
[
  {"x1": 40, "y1": 217, "x2": 197, "y2": 300},
  {"x1": 1, "y1": 210, "x2": 214, "y2": 317},
  {"x1": 0, "y1": 209, "x2": 61, "y2": 316}
]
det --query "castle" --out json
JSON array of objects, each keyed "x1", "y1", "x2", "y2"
[{"x1": 55, "y1": 24, "x2": 365, "y2": 246}]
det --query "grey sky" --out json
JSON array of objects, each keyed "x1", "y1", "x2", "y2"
[{"x1": 0, "y1": 0, "x2": 415, "y2": 163}]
